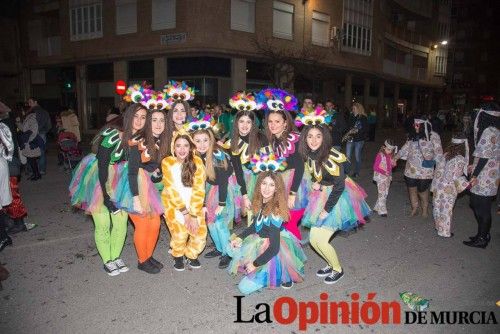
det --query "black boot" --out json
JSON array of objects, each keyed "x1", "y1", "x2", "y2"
[
  {"x1": 137, "y1": 260, "x2": 160, "y2": 274},
  {"x1": 463, "y1": 236, "x2": 489, "y2": 249}
]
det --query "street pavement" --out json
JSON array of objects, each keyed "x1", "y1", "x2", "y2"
[{"x1": 0, "y1": 130, "x2": 499, "y2": 334}]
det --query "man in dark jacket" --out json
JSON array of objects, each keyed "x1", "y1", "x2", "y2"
[
  {"x1": 27, "y1": 98, "x2": 51, "y2": 175},
  {"x1": 325, "y1": 101, "x2": 346, "y2": 150}
]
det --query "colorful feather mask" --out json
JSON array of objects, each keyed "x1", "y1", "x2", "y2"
[
  {"x1": 256, "y1": 88, "x2": 298, "y2": 113},
  {"x1": 185, "y1": 112, "x2": 215, "y2": 132},
  {"x1": 295, "y1": 106, "x2": 332, "y2": 127},
  {"x1": 229, "y1": 91, "x2": 261, "y2": 112},
  {"x1": 164, "y1": 80, "x2": 195, "y2": 103},
  {"x1": 250, "y1": 147, "x2": 287, "y2": 174}
]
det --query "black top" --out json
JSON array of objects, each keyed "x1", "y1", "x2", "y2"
[
  {"x1": 201, "y1": 152, "x2": 234, "y2": 206},
  {"x1": 347, "y1": 114, "x2": 368, "y2": 142},
  {"x1": 238, "y1": 221, "x2": 281, "y2": 268},
  {"x1": 330, "y1": 111, "x2": 347, "y2": 146},
  {"x1": 97, "y1": 145, "x2": 120, "y2": 212}
]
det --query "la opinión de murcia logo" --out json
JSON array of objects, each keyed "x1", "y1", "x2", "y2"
[{"x1": 234, "y1": 293, "x2": 498, "y2": 331}]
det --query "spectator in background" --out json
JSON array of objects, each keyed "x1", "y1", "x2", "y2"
[
  {"x1": 367, "y1": 108, "x2": 377, "y2": 142},
  {"x1": 302, "y1": 97, "x2": 314, "y2": 111},
  {"x1": 345, "y1": 102, "x2": 368, "y2": 177},
  {"x1": 326, "y1": 102, "x2": 346, "y2": 150},
  {"x1": 27, "y1": 98, "x2": 51, "y2": 175},
  {"x1": 429, "y1": 113, "x2": 444, "y2": 136},
  {"x1": 18, "y1": 105, "x2": 43, "y2": 181},
  {"x1": 106, "y1": 107, "x2": 121, "y2": 123},
  {"x1": 189, "y1": 106, "x2": 200, "y2": 118},
  {"x1": 0, "y1": 120, "x2": 13, "y2": 252},
  {"x1": 60, "y1": 108, "x2": 81, "y2": 142}
]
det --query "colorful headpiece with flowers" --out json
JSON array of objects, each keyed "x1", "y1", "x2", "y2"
[
  {"x1": 229, "y1": 91, "x2": 260, "y2": 112},
  {"x1": 123, "y1": 83, "x2": 153, "y2": 106},
  {"x1": 164, "y1": 81, "x2": 195, "y2": 103},
  {"x1": 256, "y1": 88, "x2": 298, "y2": 113},
  {"x1": 295, "y1": 106, "x2": 332, "y2": 127},
  {"x1": 249, "y1": 147, "x2": 287, "y2": 174},
  {"x1": 143, "y1": 91, "x2": 170, "y2": 110},
  {"x1": 185, "y1": 112, "x2": 215, "y2": 132}
]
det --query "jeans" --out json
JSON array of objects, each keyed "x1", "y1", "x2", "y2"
[
  {"x1": 38, "y1": 133, "x2": 47, "y2": 174},
  {"x1": 345, "y1": 140, "x2": 364, "y2": 175}
]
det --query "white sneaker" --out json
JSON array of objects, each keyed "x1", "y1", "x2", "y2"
[
  {"x1": 113, "y1": 259, "x2": 129, "y2": 273},
  {"x1": 103, "y1": 261, "x2": 120, "y2": 276}
]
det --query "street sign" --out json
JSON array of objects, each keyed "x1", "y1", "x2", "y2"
[{"x1": 115, "y1": 80, "x2": 127, "y2": 95}]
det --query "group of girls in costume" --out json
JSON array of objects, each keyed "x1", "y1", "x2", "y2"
[{"x1": 69, "y1": 82, "x2": 372, "y2": 294}]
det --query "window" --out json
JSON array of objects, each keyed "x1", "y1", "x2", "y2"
[
  {"x1": 342, "y1": 0, "x2": 373, "y2": 55},
  {"x1": 230, "y1": 0, "x2": 255, "y2": 33},
  {"x1": 69, "y1": 0, "x2": 103, "y2": 41},
  {"x1": 312, "y1": 11, "x2": 330, "y2": 47},
  {"x1": 438, "y1": 22, "x2": 449, "y2": 40},
  {"x1": 273, "y1": 1, "x2": 294, "y2": 40},
  {"x1": 435, "y1": 48, "x2": 447, "y2": 76},
  {"x1": 116, "y1": 0, "x2": 137, "y2": 35},
  {"x1": 152, "y1": 0, "x2": 176, "y2": 31}
]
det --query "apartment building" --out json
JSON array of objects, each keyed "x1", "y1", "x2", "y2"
[{"x1": 10, "y1": 0, "x2": 449, "y2": 134}]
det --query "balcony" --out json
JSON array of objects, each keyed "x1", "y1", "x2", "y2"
[
  {"x1": 391, "y1": 0, "x2": 433, "y2": 18},
  {"x1": 383, "y1": 59, "x2": 428, "y2": 82},
  {"x1": 384, "y1": 20, "x2": 432, "y2": 52}
]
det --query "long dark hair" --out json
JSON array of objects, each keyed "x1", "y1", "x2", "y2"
[
  {"x1": 165, "y1": 101, "x2": 189, "y2": 155},
  {"x1": 251, "y1": 172, "x2": 289, "y2": 221},
  {"x1": 143, "y1": 109, "x2": 169, "y2": 163},
  {"x1": 193, "y1": 128, "x2": 228, "y2": 181},
  {"x1": 298, "y1": 125, "x2": 332, "y2": 164},
  {"x1": 122, "y1": 103, "x2": 146, "y2": 147},
  {"x1": 173, "y1": 134, "x2": 197, "y2": 187},
  {"x1": 265, "y1": 109, "x2": 296, "y2": 144},
  {"x1": 230, "y1": 110, "x2": 264, "y2": 156}
]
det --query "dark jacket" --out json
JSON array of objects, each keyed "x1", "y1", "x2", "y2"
[
  {"x1": 347, "y1": 114, "x2": 368, "y2": 142},
  {"x1": 330, "y1": 111, "x2": 346, "y2": 146},
  {"x1": 33, "y1": 105, "x2": 52, "y2": 135}
]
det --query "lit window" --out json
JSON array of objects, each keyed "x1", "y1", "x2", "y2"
[
  {"x1": 69, "y1": 0, "x2": 103, "y2": 41},
  {"x1": 435, "y1": 49, "x2": 448, "y2": 76},
  {"x1": 230, "y1": 0, "x2": 255, "y2": 33},
  {"x1": 152, "y1": 0, "x2": 176, "y2": 31},
  {"x1": 273, "y1": 1, "x2": 294, "y2": 40},
  {"x1": 312, "y1": 11, "x2": 330, "y2": 47},
  {"x1": 342, "y1": 0, "x2": 373, "y2": 55}
]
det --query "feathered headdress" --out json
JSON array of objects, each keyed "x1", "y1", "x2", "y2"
[
  {"x1": 249, "y1": 147, "x2": 287, "y2": 173},
  {"x1": 185, "y1": 112, "x2": 215, "y2": 132},
  {"x1": 123, "y1": 83, "x2": 153, "y2": 106},
  {"x1": 256, "y1": 88, "x2": 298, "y2": 113},
  {"x1": 229, "y1": 91, "x2": 261, "y2": 112},
  {"x1": 164, "y1": 80, "x2": 195, "y2": 103},
  {"x1": 295, "y1": 106, "x2": 332, "y2": 127},
  {"x1": 143, "y1": 91, "x2": 170, "y2": 110}
]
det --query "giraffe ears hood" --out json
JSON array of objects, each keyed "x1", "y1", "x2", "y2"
[{"x1": 170, "y1": 128, "x2": 195, "y2": 157}]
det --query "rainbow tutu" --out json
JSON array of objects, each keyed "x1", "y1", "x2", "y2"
[
  {"x1": 110, "y1": 163, "x2": 164, "y2": 215},
  {"x1": 205, "y1": 174, "x2": 242, "y2": 224},
  {"x1": 302, "y1": 177, "x2": 371, "y2": 231},
  {"x1": 69, "y1": 154, "x2": 119, "y2": 214},
  {"x1": 281, "y1": 169, "x2": 309, "y2": 210},
  {"x1": 243, "y1": 167, "x2": 258, "y2": 200},
  {"x1": 228, "y1": 229, "x2": 306, "y2": 288}
]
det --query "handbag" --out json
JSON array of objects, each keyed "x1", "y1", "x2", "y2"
[{"x1": 418, "y1": 142, "x2": 436, "y2": 168}]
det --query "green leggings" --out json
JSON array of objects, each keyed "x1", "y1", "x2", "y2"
[
  {"x1": 91, "y1": 208, "x2": 128, "y2": 263},
  {"x1": 309, "y1": 227, "x2": 342, "y2": 272}
]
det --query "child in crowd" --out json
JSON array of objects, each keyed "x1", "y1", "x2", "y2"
[{"x1": 372, "y1": 140, "x2": 397, "y2": 217}]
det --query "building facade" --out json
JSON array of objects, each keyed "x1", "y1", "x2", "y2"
[{"x1": 9, "y1": 0, "x2": 449, "y2": 134}]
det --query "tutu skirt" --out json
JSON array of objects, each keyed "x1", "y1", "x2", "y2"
[
  {"x1": 110, "y1": 163, "x2": 164, "y2": 215},
  {"x1": 243, "y1": 167, "x2": 258, "y2": 200},
  {"x1": 205, "y1": 175, "x2": 242, "y2": 224},
  {"x1": 281, "y1": 169, "x2": 309, "y2": 209},
  {"x1": 302, "y1": 177, "x2": 371, "y2": 232},
  {"x1": 228, "y1": 230, "x2": 306, "y2": 288},
  {"x1": 69, "y1": 154, "x2": 119, "y2": 214}
]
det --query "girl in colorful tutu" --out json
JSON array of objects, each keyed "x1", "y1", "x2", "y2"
[
  {"x1": 162, "y1": 130, "x2": 207, "y2": 271},
  {"x1": 112, "y1": 87, "x2": 169, "y2": 274},
  {"x1": 228, "y1": 150, "x2": 306, "y2": 295},
  {"x1": 163, "y1": 81, "x2": 193, "y2": 155},
  {"x1": 297, "y1": 108, "x2": 371, "y2": 284},
  {"x1": 223, "y1": 92, "x2": 267, "y2": 216},
  {"x1": 372, "y1": 139, "x2": 398, "y2": 217},
  {"x1": 258, "y1": 88, "x2": 306, "y2": 240},
  {"x1": 189, "y1": 114, "x2": 239, "y2": 269},
  {"x1": 69, "y1": 102, "x2": 147, "y2": 276}
]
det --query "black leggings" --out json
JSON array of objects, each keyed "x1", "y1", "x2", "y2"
[
  {"x1": 27, "y1": 157, "x2": 40, "y2": 177},
  {"x1": 470, "y1": 193, "x2": 495, "y2": 237},
  {"x1": 405, "y1": 177, "x2": 432, "y2": 192}
]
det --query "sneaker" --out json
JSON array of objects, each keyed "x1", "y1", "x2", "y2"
[
  {"x1": 174, "y1": 256, "x2": 185, "y2": 271},
  {"x1": 316, "y1": 265, "x2": 333, "y2": 277},
  {"x1": 281, "y1": 281, "x2": 294, "y2": 289},
  {"x1": 218, "y1": 255, "x2": 231, "y2": 269},
  {"x1": 380, "y1": 214, "x2": 387, "y2": 217},
  {"x1": 187, "y1": 258, "x2": 201, "y2": 269},
  {"x1": 204, "y1": 249, "x2": 222, "y2": 258},
  {"x1": 149, "y1": 257, "x2": 164, "y2": 269},
  {"x1": 324, "y1": 269, "x2": 344, "y2": 284},
  {"x1": 113, "y1": 258, "x2": 129, "y2": 273},
  {"x1": 103, "y1": 261, "x2": 120, "y2": 276},
  {"x1": 138, "y1": 260, "x2": 160, "y2": 274},
  {"x1": 24, "y1": 223, "x2": 38, "y2": 231}
]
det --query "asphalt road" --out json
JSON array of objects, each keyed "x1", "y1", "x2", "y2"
[{"x1": 0, "y1": 133, "x2": 499, "y2": 334}]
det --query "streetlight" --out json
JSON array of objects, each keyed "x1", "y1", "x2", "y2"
[{"x1": 440, "y1": 40, "x2": 448, "y2": 45}]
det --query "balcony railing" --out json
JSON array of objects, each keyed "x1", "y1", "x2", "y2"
[
  {"x1": 391, "y1": 0, "x2": 433, "y2": 18},
  {"x1": 383, "y1": 59, "x2": 428, "y2": 82},
  {"x1": 384, "y1": 20, "x2": 432, "y2": 48}
]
